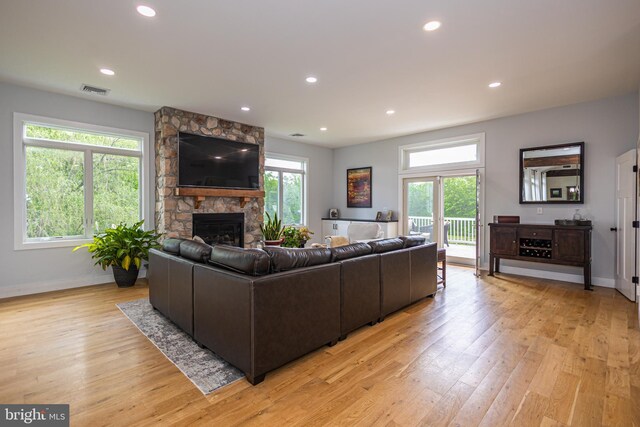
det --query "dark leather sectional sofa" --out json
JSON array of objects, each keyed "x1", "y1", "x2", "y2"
[{"x1": 148, "y1": 236, "x2": 437, "y2": 385}]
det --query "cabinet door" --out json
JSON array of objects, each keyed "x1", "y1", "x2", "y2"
[
  {"x1": 336, "y1": 220, "x2": 350, "y2": 236},
  {"x1": 321, "y1": 220, "x2": 336, "y2": 237},
  {"x1": 490, "y1": 227, "x2": 517, "y2": 255},
  {"x1": 384, "y1": 222, "x2": 398, "y2": 238},
  {"x1": 553, "y1": 229, "x2": 585, "y2": 263}
]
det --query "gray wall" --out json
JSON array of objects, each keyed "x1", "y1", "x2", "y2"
[
  {"x1": 0, "y1": 82, "x2": 155, "y2": 298},
  {"x1": 2, "y1": 80, "x2": 637, "y2": 295},
  {"x1": 264, "y1": 135, "x2": 334, "y2": 244},
  {"x1": 333, "y1": 92, "x2": 639, "y2": 285}
]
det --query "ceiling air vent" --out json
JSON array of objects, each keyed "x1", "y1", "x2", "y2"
[
  {"x1": 290, "y1": 133, "x2": 305, "y2": 137},
  {"x1": 80, "y1": 84, "x2": 110, "y2": 96}
]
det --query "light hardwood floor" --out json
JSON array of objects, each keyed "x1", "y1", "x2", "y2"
[{"x1": 1, "y1": 267, "x2": 639, "y2": 426}]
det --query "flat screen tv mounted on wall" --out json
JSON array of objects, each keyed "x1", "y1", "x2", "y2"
[{"x1": 178, "y1": 132, "x2": 260, "y2": 190}]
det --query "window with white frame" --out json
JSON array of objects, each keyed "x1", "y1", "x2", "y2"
[
  {"x1": 13, "y1": 114, "x2": 148, "y2": 249},
  {"x1": 399, "y1": 133, "x2": 485, "y2": 173},
  {"x1": 264, "y1": 154, "x2": 307, "y2": 226}
]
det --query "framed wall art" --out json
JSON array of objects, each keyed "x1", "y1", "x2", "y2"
[
  {"x1": 347, "y1": 167, "x2": 372, "y2": 208},
  {"x1": 550, "y1": 188, "x2": 562, "y2": 198}
]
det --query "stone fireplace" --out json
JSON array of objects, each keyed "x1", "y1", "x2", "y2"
[
  {"x1": 193, "y1": 213, "x2": 244, "y2": 247},
  {"x1": 154, "y1": 107, "x2": 265, "y2": 247}
]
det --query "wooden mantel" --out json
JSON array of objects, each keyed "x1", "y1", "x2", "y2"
[{"x1": 175, "y1": 187, "x2": 265, "y2": 209}]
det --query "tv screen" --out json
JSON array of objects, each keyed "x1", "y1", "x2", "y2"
[{"x1": 178, "y1": 132, "x2": 260, "y2": 189}]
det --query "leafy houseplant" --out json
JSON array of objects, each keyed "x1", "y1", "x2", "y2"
[
  {"x1": 73, "y1": 220, "x2": 161, "y2": 288},
  {"x1": 282, "y1": 226, "x2": 314, "y2": 248},
  {"x1": 260, "y1": 212, "x2": 284, "y2": 246}
]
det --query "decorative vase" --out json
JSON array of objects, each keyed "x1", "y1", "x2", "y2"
[
  {"x1": 112, "y1": 265, "x2": 139, "y2": 288},
  {"x1": 298, "y1": 240, "x2": 307, "y2": 248},
  {"x1": 263, "y1": 239, "x2": 284, "y2": 247}
]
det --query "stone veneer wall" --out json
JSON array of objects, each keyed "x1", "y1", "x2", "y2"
[{"x1": 154, "y1": 106, "x2": 264, "y2": 247}]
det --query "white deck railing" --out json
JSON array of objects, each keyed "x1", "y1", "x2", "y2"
[{"x1": 407, "y1": 216, "x2": 476, "y2": 244}]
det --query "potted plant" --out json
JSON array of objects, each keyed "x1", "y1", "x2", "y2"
[
  {"x1": 260, "y1": 212, "x2": 284, "y2": 246},
  {"x1": 282, "y1": 226, "x2": 314, "y2": 248},
  {"x1": 73, "y1": 220, "x2": 161, "y2": 288}
]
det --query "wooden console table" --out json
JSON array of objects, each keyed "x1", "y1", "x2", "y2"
[{"x1": 488, "y1": 223, "x2": 593, "y2": 290}]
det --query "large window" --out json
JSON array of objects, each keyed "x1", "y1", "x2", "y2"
[
  {"x1": 264, "y1": 154, "x2": 307, "y2": 226},
  {"x1": 13, "y1": 114, "x2": 148, "y2": 249}
]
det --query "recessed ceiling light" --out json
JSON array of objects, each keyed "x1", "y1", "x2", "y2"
[
  {"x1": 386, "y1": 110, "x2": 395, "y2": 115},
  {"x1": 99, "y1": 68, "x2": 115, "y2": 76},
  {"x1": 305, "y1": 76, "x2": 318, "y2": 83},
  {"x1": 241, "y1": 106, "x2": 250, "y2": 111},
  {"x1": 423, "y1": 21, "x2": 441, "y2": 31},
  {"x1": 136, "y1": 5, "x2": 156, "y2": 17},
  {"x1": 320, "y1": 127, "x2": 327, "y2": 131},
  {"x1": 488, "y1": 81, "x2": 502, "y2": 88}
]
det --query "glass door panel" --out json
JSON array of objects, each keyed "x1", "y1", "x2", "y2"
[
  {"x1": 404, "y1": 178, "x2": 439, "y2": 245},
  {"x1": 442, "y1": 175, "x2": 477, "y2": 264}
]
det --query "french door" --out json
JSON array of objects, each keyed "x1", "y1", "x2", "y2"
[
  {"x1": 403, "y1": 177, "x2": 440, "y2": 246},
  {"x1": 402, "y1": 170, "x2": 482, "y2": 271}
]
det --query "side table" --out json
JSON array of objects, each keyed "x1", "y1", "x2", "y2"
[{"x1": 437, "y1": 248, "x2": 446, "y2": 287}]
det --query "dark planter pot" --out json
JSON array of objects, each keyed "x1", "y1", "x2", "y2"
[
  {"x1": 112, "y1": 265, "x2": 139, "y2": 288},
  {"x1": 263, "y1": 239, "x2": 284, "y2": 247}
]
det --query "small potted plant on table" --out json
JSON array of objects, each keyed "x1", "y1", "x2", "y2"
[
  {"x1": 260, "y1": 212, "x2": 284, "y2": 246},
  {"x1": 282, "y1": 226, "x2": 314, "y2": 248},
  {"x1": 73, "y1": 220, "x2": 160, "y2": 288}
]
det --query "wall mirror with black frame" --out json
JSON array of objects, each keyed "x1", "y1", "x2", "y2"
[{"x1": 519, "y1": 142, "x2": 584, "y2": 204}]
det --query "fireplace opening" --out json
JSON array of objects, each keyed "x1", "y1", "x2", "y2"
[{"x1": 192, "y1": 213, "x2": 244, "y2": 247}]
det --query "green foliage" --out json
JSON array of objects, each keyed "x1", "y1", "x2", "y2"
[
  {"x1": 264, "y1": 170, "x2": 303, "y2": 225},
  {"x1": 92, "y1": 154, "x2": 140, "y2": 232},
  {"x1": 26, "y1": 124, "x2": 139, "y2": 149},
  {"x1": 282, "y1": 172, "x2": 302, "y2": 225},
  {"x1": 73, "y1": 220, "x2": 160, "y2": 271},
  {"x1": 406, "y1": 182, "x2": 434, "y2": 218},
  {"x1": 26, "y1": 147, "x2": 85, "y2": 237},
  {"x1": 407, "y1": 177, "x2": 477, "y2": 219},
  {"x1": 24, "y1": 124, "x2": 141, "y2": 238},
  {"x1": 260, "y1": 212, "x2": 284, "y2": 241},
  {"x1": 264, "y1": 171, "x2": 279, "y2": 219},
  {"x1": 443, "y1": 176, "x2": 476, "y2": 218},
  {"x1": 281, "y1": 226, "x2": 314, "y2": 248}
]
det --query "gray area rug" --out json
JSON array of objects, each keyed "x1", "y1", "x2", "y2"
[{"x1": 117, "y1": 298, "x2": 244, "y2": 394}]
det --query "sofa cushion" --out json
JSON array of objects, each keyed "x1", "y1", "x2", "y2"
[
  {"x1": 179, "y1": 240, "x2": 213, "y2": 263},
  {"x1": 162, "y1": 238, "x2": 186, "y2": 255},
  {"x1": 399, "y1": 235, "x2": 426, "y2": 248},
  {"x1": 209, "y1": 245, "x2": 270, "y2": 276},
  {"x1": 263, "y1": 247, "x2": 332, "y2": 272},
  {"x1": 330, "y1": 242, "x2": 373, "y2": 262},
  {"x1": 368, "y1": 238, "x2": 404, "y2": 253}
]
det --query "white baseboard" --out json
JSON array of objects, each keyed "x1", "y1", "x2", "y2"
[
  {"x1": 482, "y1": 265, "x2": 615, "y2": 289},
  {"x1": 0, "y1": 268, "x2": 147, "y2": 300}
]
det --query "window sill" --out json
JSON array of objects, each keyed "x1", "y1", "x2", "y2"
[{"x1": 15, "y1": 237, "x2": 92, "y2": 251}]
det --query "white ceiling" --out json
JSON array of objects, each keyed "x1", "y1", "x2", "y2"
[{"x1": 1, "y1": 0, "x2": 639, "y2": 147}]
